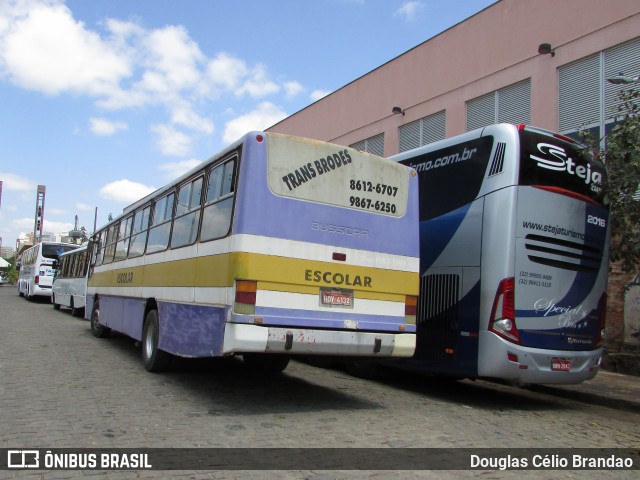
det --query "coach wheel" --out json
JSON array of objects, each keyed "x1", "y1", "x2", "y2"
[
  {"x1": 142, "y1": 310, "x2": 172, "y2": 373},
  {"x1": 242, "y1": 353, "x2": 290, "y2": 373},
  {"x1": 344, "y1": 359, "x2": 379, "y2": 379},
  {"x1": 90, "y1": 302, "x2": 111, "y2": 338},
  {"x1": 52, "y1": 295, "x2": 61, "y2": 310}
]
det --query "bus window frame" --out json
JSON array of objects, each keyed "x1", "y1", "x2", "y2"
[
  {"x1": 200, "y1": 155, "x2": 237, "y2": 243},
  {"x1": 171, "y1": 175, "x2": 204, "y2": 249},
  {"x1": 146, "y1": 191, "x2": 176, "y2": 255}
]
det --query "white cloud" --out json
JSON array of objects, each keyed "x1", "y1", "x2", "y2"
[
  {"x1": 0, "y1": 172, "x2": 36, "y2": 192},
  {"x1": 48, "y1": 208, "x2": 66, "y2": 216},
  {"x1": 99, "y1": 179, "x2": 156, "y2": 203},
  {"x1": 170, "y1": 103, "x2": 214, "y2": 134},
  {"x1": 395, "y1": 1, "x2": 423, "y2": 22},
  {"x1": 76, "y1": 203, "x2": 94, "y2": 212},
  {"x1": 44, "y1": 219, "x2": 74, "y2": 234},
  {"x1": 310, "y1": 89, "x2": 331, "y2": 101},
  {"x1": 142, "y1": 25, "x2": 203, "y2": 91},
  {"x1": 151, "y1": 124, "x2": 192, "y2": 156},
  {"x1": 284, "y1": 81, "x2": 304, "y2": 98},
  {"x1": 236, "y1": 64, "x2": 280, "y2": 98},
  {"x1": 0, "y1": 1, "x2": 302, "y2": 154},
  {"x1": 1, "y1": 2, "x2": 130, "y2": 96},
  {"x1": 158, "y1": 159, "x2": 202, "y2": 180},
  {"x1": 223, "y1": 102, "x2": 287, "y2": 145},
  {"x1": 90, "y1": 117, "x2": 128, "y2": 136},
  {"x1": 205, "y1": 52, "x2": 249, "y2": 93}
]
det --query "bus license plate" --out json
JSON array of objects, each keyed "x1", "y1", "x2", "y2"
[
  {"x1": 551, "y1": 358, "x2": 571, "y2": 371},
  {"x1": 320, "y1": 288, "x2": 353, "y2": 307}
]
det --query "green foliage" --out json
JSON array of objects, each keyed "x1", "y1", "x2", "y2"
[{"x1": 584, "y1": 88, "x2": 640, "y2": 272}]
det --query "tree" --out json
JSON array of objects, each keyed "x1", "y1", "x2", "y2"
[{"x1": 585, "y1": 87, "x2": 640, "y2": 272}]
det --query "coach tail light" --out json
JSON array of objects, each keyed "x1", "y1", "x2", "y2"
[{"x1": 489, "y1": 277, "x2": 521, "y2": 345}]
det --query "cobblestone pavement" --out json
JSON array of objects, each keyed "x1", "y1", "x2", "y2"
[{"x1": 0, "y1": 285, "x2": 639, "y2": 479}]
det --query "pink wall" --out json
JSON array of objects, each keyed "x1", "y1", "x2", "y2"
[{"x1": 268, "y1": 0, "x2": 640, "y2": 156}]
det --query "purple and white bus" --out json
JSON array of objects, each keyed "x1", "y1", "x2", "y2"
[{"x1": 86, "y1": 132, "x2": 420, "y2": 373}]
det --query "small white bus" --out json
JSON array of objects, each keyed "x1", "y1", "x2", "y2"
[{"x1": 52, "y1": 245, "x2": 89, "y2": 316}]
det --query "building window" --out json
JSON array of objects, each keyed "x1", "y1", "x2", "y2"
[
  {"x1": 559, "y1": 37, "x2": 640, "y2": 141},
  {"x1": 350, "y1": 133, "x2": 385, "y2": 157},
  {"x1": 466, "y1": 79, "x2": 531, "y2": 131},
  {"x1": 398, "y1": 110, "x2": 446, "y2": 153}
]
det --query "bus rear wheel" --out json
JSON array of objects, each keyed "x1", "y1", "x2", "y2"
[
  {"x1": 90, "y1": 302, "x2": 111, "y2": 338},
  {"x1": 142, "y1": 310, "x2": 172, "y2": 373}
]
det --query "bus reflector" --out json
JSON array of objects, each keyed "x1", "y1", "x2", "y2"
[
  {"x1": 332, "y1": 252, "x2": 347, "y2": 261},
  {"x1": 235, "y1": 280, "x2": 257, "y2": 305},
  {"x1": 489, "y1": 277, "x2": 521, "y2": 345}
]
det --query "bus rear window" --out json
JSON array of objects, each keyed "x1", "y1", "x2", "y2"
[
  {"x1": 518, "y1": 131, "x2": 605, "y2": 205},
  {"x1": 42, "y1": 244, "x2": 79, "y2": 260}
]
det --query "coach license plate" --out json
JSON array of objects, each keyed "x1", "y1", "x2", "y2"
[
  {"x1": 320, "y1": 288, "x2": 353, "y2": 307},
  {"x1": 551, "y1": 358, "x2": 571, "y2": 371}
]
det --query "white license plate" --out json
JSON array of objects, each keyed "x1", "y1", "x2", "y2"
[
  {"x1": 320, "y1": 288, "x2": 353, "y2": 307},
  {"x1": 551, "y1": 358, "x2": 571, "y2": 371}
]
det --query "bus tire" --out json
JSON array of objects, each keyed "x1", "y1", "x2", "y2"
[
  {"x1": 142, "y1": 310, "x2": 171, "y2": 373},
  {"x1": 90, "y1": 302, "x2": 111, "y2": 338},
  {"x1": 344, "y1": 359, "x2": 379, "y2": 379},
  {"x1": 242, "y1": 353, "x2": 290, "y2": 373}
]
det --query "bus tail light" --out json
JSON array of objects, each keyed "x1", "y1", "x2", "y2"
[
  {"x1": 35, "y1": 275, "x2": 40, "y2": 285},
  {"x1": 405, "y1": 295, "x2": 417, "y2": 324},
  {"x1": 595, "y1": 293, "x2": 607, "y2": 348},
  {"x1": 489, "y1": 277, "x2": 521, "y2": 345},
  {"x1": 235, "y1": 280, "x2": 257, "y2": 315}
]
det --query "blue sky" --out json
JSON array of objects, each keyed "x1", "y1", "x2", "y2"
[{"x1": 0, "y1": 0, "x2": 496, "y2": 250}]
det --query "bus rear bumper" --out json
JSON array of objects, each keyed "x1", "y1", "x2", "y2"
[
  {"x1": 222, "y1": 322, "x2": 416, "y2": 358},
  {"x1": 478, "y1": 331, "x2": 602, "y2": 385}
]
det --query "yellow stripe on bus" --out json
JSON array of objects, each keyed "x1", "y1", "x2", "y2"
[{"x1": 89, "y1": 251, "x2": 418, "y2": 296}]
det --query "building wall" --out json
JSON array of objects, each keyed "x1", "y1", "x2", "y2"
[
  {"x1": 267, "y1": 0, "x2": 640, "y2": 345},
  {"x1": 269, "y1": 0, "x2": 640, "y2": 156}
]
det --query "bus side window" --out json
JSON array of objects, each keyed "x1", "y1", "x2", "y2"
[
  {"x1": 147, "y1": 192, "x2": 175, "y2": 254},
  {"x1": 172, "y1": 176, "x2": 203, "y2": 249},
  {"x1": 129, "y1": 205, "x2": 151, "y2": 258},
  {"x1": 201, "y1": 158, "x2": 236, "y2": 242},
  {"x1": 114, "y1": 215, "x2": 133, "y2": 262},
  {"x1": 93, "y1": 232, "x2": 105, "y2": 266},
  {"x1": 103, "y1": 223, "x2": 120, "y2": 264}
]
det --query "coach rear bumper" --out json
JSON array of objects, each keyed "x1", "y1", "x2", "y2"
[
  {"x1": 478, "y1": 331, "x2": 602, "y2": 385},
  {"x1": 222, "y1": 322, "x2": 416, "y2": 358}
]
